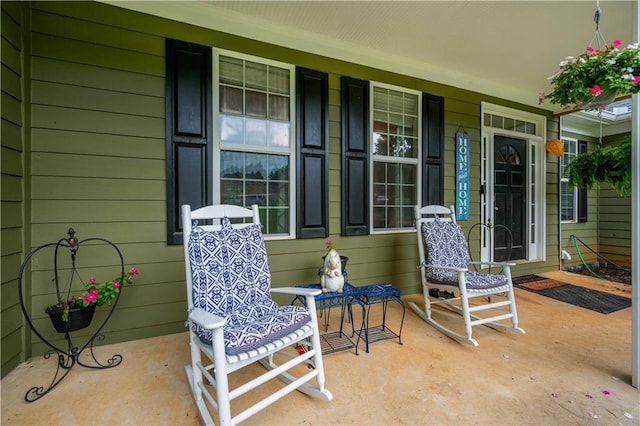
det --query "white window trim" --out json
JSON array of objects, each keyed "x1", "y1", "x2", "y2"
[
  {"x1": 480, "y1": 102, "x2": 547, "y2": 262},
  {"x1": 560, "y1": 137, "x2": 579, "y2": 224},
  {"x1": 369, "y1": 81, "x2": 422, "y2": 234},
  {"x1": 212, "y1": 48, "x2": 297, "y2": 240}
]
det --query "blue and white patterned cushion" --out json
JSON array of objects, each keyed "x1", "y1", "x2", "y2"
[
  {"x1": 422, "y1": 218, "x2": 508, "y2": 290},
  {"x1": 188, "y1": 218, "x2": 311, "y2": 355}
]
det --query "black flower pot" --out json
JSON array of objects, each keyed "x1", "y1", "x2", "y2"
[{"x1": 47, "y1": 304, "x2": 96, "y2": 333}]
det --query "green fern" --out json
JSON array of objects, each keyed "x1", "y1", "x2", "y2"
[{"x1": 564, "y1": 138, "x2": 631, "y2": 197}]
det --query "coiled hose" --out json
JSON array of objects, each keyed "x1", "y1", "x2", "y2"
[{"x1": 570, "y1": 234, "x2": 631, "y2": 280}]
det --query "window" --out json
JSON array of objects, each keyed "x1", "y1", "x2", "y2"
[
  {"x1": 371, "y1": 84, "x2": 420, "y2": 230},
  {"x1": 215, "y1": 52, "x2": 294, "y2": 236},
  {"x1": 560, "y1": 137, "x2": 578, "y2": 222}
]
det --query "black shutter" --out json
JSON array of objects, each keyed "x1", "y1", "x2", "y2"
[
  {"x1": 577, "y1": 140, "x2": 588, "y2": 222},
  {"x1": 166, "y1": 39, "x2": 212, "y2": 244},
  {"x1": 422, "y1": 93, "x2": 445, "y2": 206},
  {"x1": 296, "y1": 67, "x2": 329, "y2": 238},
  {"x1": 341, "y1": 77, "x2": 370, "y2": 236}
]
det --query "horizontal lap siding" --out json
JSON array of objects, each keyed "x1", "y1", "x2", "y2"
[
  {"x1": 26, "y1": 3, "x2": 185, "y2": 356},
  {"x1": 1, "y1": 1, "x2": 25, "y2": 377},
  {"x1": 9, "y1": 1, "x2": 560, "y2": 365}
]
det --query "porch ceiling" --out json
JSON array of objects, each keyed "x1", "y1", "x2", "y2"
[{"x1": 103, "y1": 0, "x2": 634, "y2": 115}]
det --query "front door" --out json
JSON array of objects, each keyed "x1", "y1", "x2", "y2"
[{"x1": 494, "y1": 136, "x2": 526, "y2": 261}]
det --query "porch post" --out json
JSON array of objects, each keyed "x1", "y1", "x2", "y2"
[{"x1": 632, "y1": 0, "x2": 639, "y2": 389}]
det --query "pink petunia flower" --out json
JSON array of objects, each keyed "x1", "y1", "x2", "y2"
[
  {"x1": 90, "y1": 289, "x2": 99, "y2": 295},
  {"x1": 127, "y1": 275, "x2": 134, "y2": 281},
  {"x1": 112, "y1": 281, "x2": 120, "y2": 288},
  {"x1": 589, "y1": 85, "x2": 603, "y2": 95},
  {"x1": 89, "y1": 277, "x2": 97, "y2": 284},
  {"x1": 612, "y1": 39, "x2": 622, "y2": 46},
  {"x1": 130, "y1": 267, "x2": 139, "y2": 275},
  {"x1": 632, "y1": 76, "x2": 640, "y2": 83},
  {"x1": 83, "y1": 293, "x2": 96, "y2": 302},
  {"x1": 586, "y1": 46, "x2": 596, "y2": 54}
]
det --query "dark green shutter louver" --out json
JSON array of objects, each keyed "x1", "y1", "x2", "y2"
[
  {"x1": 296, "y1": 67, "x2": 329, "y2": 238},
  {"x1": 422, "y1": 93, "x2": 445, "y2": 206},
  {"x1": 165, "y1": 39, "x2": 212, "y2": 244},
  {"x1": 341, "y1": 77, "x2": 370, "y2": 236},
  {"x1": 577, "y1": 140, "x2": 588, "y2": 223}
]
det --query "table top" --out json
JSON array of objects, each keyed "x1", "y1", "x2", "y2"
[{"x1": 295, "y1": 282, "x2": 401, "y2": 301}]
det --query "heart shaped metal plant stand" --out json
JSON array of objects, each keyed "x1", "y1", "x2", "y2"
[{"x1": 17, "y1": 228, "x2": 126, "y2": 402}]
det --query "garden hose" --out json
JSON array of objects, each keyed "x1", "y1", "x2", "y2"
[{"x1": 569, "y1": 234, "x2": 631, "y2": 280}]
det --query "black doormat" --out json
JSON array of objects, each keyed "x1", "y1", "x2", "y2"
[{"x1": 513, "y1": 275, "x2": 631, "y2": 314}]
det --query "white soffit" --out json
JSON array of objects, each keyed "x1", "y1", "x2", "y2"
[{"x1": 100, "y1": 1, "x2": 633, "y2": 112}]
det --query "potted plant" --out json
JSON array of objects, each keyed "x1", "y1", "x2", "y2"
[
  {"x1": 564, "y1": 137, "x2": 631, "y2": 197},
  {"x1": 540, "y1": 39, "x2": 640, "y2": 110},
  {"x1": 45, "y1": 267, "x2": 139, "y2": 333}
]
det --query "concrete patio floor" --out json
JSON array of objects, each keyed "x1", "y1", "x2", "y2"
[{"x1": 2, "y1": 271, "x2": 638, "y2": 425}]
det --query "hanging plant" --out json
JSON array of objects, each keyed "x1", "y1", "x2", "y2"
[
  {"x1": 564, "y1": 138, "x2": 631, "y2": 197},
  {"x1": 540, "y1": 39, "x2": 640, "y2": 110}
]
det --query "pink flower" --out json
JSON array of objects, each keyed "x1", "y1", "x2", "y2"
[
  {"x1": 586, "y1": 46, "x2": 596, "y2": 54},
  {"x1": 89, "y1": 277, "x2": 97, "y2": 284},
  {"x1": 127, "y1": 275, "x2": 134, "y2": 281},
  {"x1": 129, "y1": 267, "x2": 139, "y2": 275},
  {"x1": 613, "y1": 39, "x2": 622, "y2": 46},
  {"x1": 589, "y1": 85, "x2": 602, "y2": 95},
  {"x1": 90, "y1": 289, "x2": 99, "y2": 295},
  {"x1": 632, "y1": 76, "x2": 640, "y2": 83},
  {"x1": 83, "y1": 293, "x2": 96, "y2": 302},
  {"x1": 112, "y1": 281, "x2": 120, "y2": 288}
]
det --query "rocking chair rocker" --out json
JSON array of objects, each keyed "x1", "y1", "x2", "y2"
[
  {"x1": 182, "y1": 204, "x2": 332, "y2": 425},
  {"x1": 409, "y1": 205, "x2": 525, "y2": 346}
]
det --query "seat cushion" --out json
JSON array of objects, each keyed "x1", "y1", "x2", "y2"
[{"x1": 188, "y1": 219, "x2": 311, "y2": 355}]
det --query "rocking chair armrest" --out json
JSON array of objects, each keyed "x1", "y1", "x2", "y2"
[
  {"x1": 188, "y1": 308, "x2": 226, "y2": 330},
  {"x1": 421, "y1": 263, "x2": 468, "y2": 273},
  {"x1": 270, "y1": 287, "x2": 322, "y2": 297},
  {"x1": 468, "y1": 261, "x2": 516, "y2": 267}
]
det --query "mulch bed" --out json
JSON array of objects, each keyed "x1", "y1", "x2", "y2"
[{"x1": 573, "y1": 266, "x2": 631, "y2": 286}]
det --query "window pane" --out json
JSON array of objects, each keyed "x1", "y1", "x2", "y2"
[
  {"x1": 220, "y1": 86, "x2": 243, "y2": 115},
  {"x1": 245, "y1": 61, "x2": 267, "y2": 90},
  {"x1": 220, "y1": 151, "x2": 290, "y2": 235},
  {"x1": 269, "y1": 122, "x2": 289, "y2": 148},
  {"x1": 220, "y1": 115, "x2": 244, "y2": 144},
  {"x1": 269, "y1": 95, "x2": 289, "y2": 121},
  {"x1": 246, "y1": 90, "x2": 267, "y2": 118},
  {"x1": 269, "y1": 66, "x2": 290, "y2": 94},
  {"x1": 373, "y1": 133, "x2": 388, "y2": 155},
  {"x1": 219, "y1": 56, "x2": 243, "y2": 86},
  {"x1": 388, "y1": 90, "x2": 404, "y2": 113},
  {"x1": 246, "y1": 118, "x2": 267, "y2": 146},
  {"x1": 372, "y1": 160, "x2": 416, "y2": 229}
]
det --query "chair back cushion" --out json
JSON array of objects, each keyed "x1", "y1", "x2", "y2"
[
  {"x1": 188, "y1": 218, "x2": 310, "y2": 354},
  {"x1": 421, "y1": 217, "x2": 469, "y2": 283}
]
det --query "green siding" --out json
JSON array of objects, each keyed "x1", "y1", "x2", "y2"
[
  {"x1": 1, "y1": 1, "x2": 26, "y2": 377},
  {"x1": 2, "y1": 0, "x2": 562, "y2": 375}
]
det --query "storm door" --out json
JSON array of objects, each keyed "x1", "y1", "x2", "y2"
[{"x1": 493, "y1": 135, "x2": 526, "y2": 261}]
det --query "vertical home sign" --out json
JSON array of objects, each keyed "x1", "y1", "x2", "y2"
[{"x1": 456, "y1": 131, "x2": 470, "y2": 220}]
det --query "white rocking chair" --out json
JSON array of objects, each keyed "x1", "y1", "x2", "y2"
[
  {"x1": 182, "y1": 204, "x2": 332, "y2": 425},
  {"x1": 409, "y1": 205, "x2": 525, "y2": 346}
]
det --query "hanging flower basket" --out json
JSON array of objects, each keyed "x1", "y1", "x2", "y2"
[
  {"x1": 540, "y1": 39, "x2": 640, "y2": 110},
  {"x1": 46, "y1": 304, "x2": 96, "y2": 333}
]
